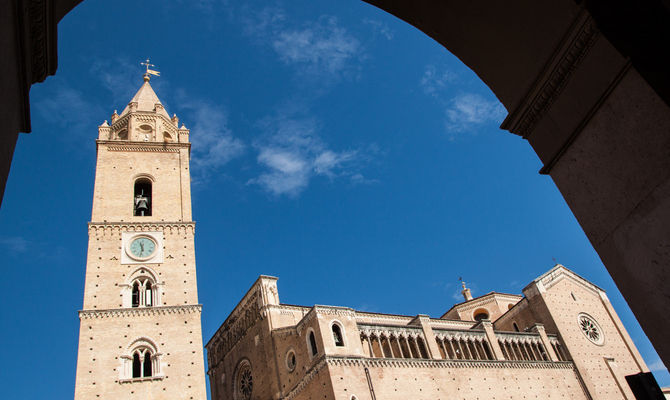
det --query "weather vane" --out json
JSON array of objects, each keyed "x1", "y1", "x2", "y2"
[{"x1": 140, "y1": 58, "x2": 160, "y2": 80}]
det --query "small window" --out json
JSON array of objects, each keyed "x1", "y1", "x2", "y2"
[
  {"x1": 513, "y1": 322, "x2": 520, "y2": 332},
  {"x1": 143, "y1": 351, "x2": 152, "y2": 377},
  {"x1": 332, "y1": 324, "x2": 344, "y2": 347},
  {"x1": 134, "y1": 179, "x2": 152, "y2": 216},
  {"x1": 132, "y1": 282, "x2": 140, "y2": 307},
  {"x1": 285, "y1": 350, "x2": 296, "y2": 371},
  {"x1": 309, "y1": 331, "x2": 318, "y2": 357},
  {"x1": 132, "y1": 352, "x2": 141, "y2": 378},
  {"x1": 474, "y1": 312, "x2": 489, "y2": 322}
]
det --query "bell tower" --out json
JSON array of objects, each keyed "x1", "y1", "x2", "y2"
[{"x1": 74, "y1": 67, "x2": 206, "y2": 399}]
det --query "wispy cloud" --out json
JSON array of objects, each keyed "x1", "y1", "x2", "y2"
[
  {"x1": 242, "y1": 7, "x2": 363, "y2": 82},
  {"x1": 363, "y1": 18, "x2": 394, "y2": 40},
  {"x1": 177, "y1": 95, "x2": 245, "y2": 181},
  {"x1": 445, "y1": 93, "x2": 506, "y2": 133},
  {"x1": 34, "y1": 82, "x2": 104, "y2": 134},
  {"x1": 0, "y1": 236, "x2": 30, "y2": 254},
  {"x1": 248, "y1": 114, "x2": 369, "y2": 197},
  {"x1": 420, "y1": 64, "x2": 456, "y2": 97},
  {"x1": 90, "y1": 58, "x2": 139, "y2": 106},
  {"x1": 420, "y1": 64, "x2": 506, "y2": 137}
]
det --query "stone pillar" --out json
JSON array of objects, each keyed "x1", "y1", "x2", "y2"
[
  {"x1": 415, "y1": 314, "x2": 442, "y2": 359},
  {"x1": 481, "y1": 320, "x2": 505, "y2": 361},
  {"x1": 531, "y1": 323, "x2": 558, "y2": 362}
]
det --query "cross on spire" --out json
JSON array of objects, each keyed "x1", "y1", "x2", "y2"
[{"x1": 140, "y1": 59, "x2": 160, "y2": 81}]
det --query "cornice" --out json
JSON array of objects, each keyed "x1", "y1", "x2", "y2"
[
  {"x1": 324, "y1": 356, "x2": 575, "y2": 370},
  {"x1": 281, "y1": 356, "x2": 328, "y2": 400},
  {"x1": 88, "y1": 221, "x2": 195, "y2": 234},
  {"x1": 501, "y1": 12, "x2": 599, "y2": 138},
  {"x1": 99, "y1": 140, "x2": 188, "y2": 153},
  {"x1": 79, "y1": 304, "x2": 202, "y2": 319}
]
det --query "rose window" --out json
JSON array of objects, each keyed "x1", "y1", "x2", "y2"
[
  {"x1": 578, "y1": 313, "x2": 604, "y2": 345},
  {"x1": 235, "y1": 361, "x2": 253, "y2": 400}
]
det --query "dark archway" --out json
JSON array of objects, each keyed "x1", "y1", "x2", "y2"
[{"x1": 2, "y1": 0, "x2": 668, "y2": 370}]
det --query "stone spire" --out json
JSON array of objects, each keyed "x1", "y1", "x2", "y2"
[
  {"x1": 99, "y1": 63, "x2": 188, "y2": 143},
  {"x1": 118, "y1": 77, "x2": 170, "y2": 119}
]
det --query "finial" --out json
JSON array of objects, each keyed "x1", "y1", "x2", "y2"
[
  {"x1": 140, "y1": 58, "x2": 160, "y2": 82},
  {"x1": 459, "y1": 276, "x2": 473, "y2": 301}
]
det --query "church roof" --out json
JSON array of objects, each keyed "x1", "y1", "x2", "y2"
[
  {"x1": 440, "y1": 291, "x2": 522, "y2": 319},
  {"x1": 119, "y1": 76, "x2": 170, "y2": 119}
]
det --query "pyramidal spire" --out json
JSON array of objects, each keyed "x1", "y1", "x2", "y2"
[
  {"x1": 99, "y1": 60, "x2": 189, "y2": 144},
  {"x1": 119, "y1": 59, "x2": 168, "y2": 119}
]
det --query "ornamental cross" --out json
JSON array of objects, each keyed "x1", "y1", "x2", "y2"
[{"x1": 141, "y1": 59, "x2": 160, "y2": 77}]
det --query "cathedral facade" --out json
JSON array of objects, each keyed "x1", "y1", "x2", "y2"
[
  {"x1": 73, "y1": 72, "x2": 207, "y2": 399},
  {"x1": 205, "y1": 265, "x2": 649, "y2": 400}
]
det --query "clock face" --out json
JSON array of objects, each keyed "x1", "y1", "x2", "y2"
[{"x1": 128, "y1": 236, "x2": 157, "y2": 260}]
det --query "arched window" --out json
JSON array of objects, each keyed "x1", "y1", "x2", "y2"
[
  {"x1": 133, "y1": 178, "x2": 152, "y2": 216},
  {"x1": 132, "y1": 352, "x2": 141, "y2": 378},
  {"x1": 309, "y1": 331, "x2": 318, "y2": 357},
  {"x1": 145, "y1": 281, "x2": 152, "y2": 307},
  {"x1": 131, "y1": 348, "x2": 152, "y2": 378},
  {"x1": 132, "y1": 281, "x2": 140, "y2": 307},
  {"x1": 130, "y1": 277, "x2": 156, "y2": 308},
  {"x1": 332, "y1": 324, "x2": 344, "y2": 347},
  {"x1": 121, "y1": 338, "x2": 162, "y2": 382},
  {"x1": 143, "y1": 350, "x2": 153, "y2": 377}
]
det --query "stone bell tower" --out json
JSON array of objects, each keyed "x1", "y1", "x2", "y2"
[{"x1": 74, "y1": 66, "x2": 206, "y2": 399}]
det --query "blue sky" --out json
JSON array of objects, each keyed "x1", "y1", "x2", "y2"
[{"x1": 0, "y1": 0, "x2": 667, "y2": 397}]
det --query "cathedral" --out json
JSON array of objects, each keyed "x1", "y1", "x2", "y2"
[
  {"x1": 74, "y1": 70, "x2": 652, "y2": 400},
  {"x1": 206, "y1": 266, "x2": 650, "y2": 400}
]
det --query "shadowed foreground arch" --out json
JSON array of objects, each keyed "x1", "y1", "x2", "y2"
[{"x1": 1, "y1": 0, "x2": 669, "y2": 371}]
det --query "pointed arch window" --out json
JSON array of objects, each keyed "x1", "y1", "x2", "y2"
[{"x1": 133, "y1": 179, "x2": 152, "y2": 216}]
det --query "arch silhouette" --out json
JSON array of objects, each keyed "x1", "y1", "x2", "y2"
[{"x1": 2, "y1": 0, "x2": 669, "y2": 369}]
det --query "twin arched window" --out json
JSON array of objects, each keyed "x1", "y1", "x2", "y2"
[
  {"x1": 131, "y1": 278, "x2": 155, "y2": 307},
  {"x1": 132, "y1": 348, "x2": 153, "y2": 378},
  {"x1": 121, "y1": 339, "x2": 162, "y2": 382}
]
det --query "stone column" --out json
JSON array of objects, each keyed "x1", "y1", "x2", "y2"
[
  {"x1": 481, "y1": 320, "x2": 505, "y2": 361},
  {"x1": 415, "y1": 314, "x2": 442, "y2": 359},
  {"x1": 531, "y1": 323, "x2": 558, "y2": 362}
]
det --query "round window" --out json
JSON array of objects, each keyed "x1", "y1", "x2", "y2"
[
  {"x1": 234, "y1": 360, "x2": 253, "y2": 400},
  {"x1": 285, "y1": 350, "x2": 296, "y2": 372},
  {"x1": 578, "y1": 313, "x2": 604, "y2": 345}
]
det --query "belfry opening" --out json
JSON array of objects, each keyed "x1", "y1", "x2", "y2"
[{"x1": 133, "y1": 179, "x2": 152, "y2": 216}]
